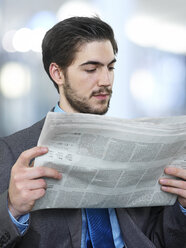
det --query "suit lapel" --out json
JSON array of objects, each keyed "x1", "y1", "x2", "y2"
[
  {"x1": 116, "y1": 209, "x2": 156, "y2": 248},
  {"x1": 64, "y1": 209, "x2": 82, "y2": 247}
]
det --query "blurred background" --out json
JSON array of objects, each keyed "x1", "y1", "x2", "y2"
[{"x1": 1, "y1": 0, "x2": 186, "y2": 136}]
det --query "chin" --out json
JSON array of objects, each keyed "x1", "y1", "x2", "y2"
[{"x1": 91, "y1": 107, "x2": 109, "y2": 115}]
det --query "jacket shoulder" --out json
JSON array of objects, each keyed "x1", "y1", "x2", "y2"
[{"x1": 0, "y1": 118, "x2": 45, "y2": 159}]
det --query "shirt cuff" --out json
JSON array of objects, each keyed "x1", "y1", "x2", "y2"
[
  {"x1": 179, "y1": 204, "x2": 186, "y2": 215},
  {"x1": 8, "y1": 208, "x2": 29, "y2": 235}
]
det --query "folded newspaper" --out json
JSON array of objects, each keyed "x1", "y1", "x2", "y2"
[{"x1": 33, "y1": 112, "x2": 186, "y2": 210}]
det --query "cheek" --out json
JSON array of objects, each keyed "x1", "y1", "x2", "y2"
[
  {"x1": 80, "y1": 74, "x2": 99, "y2": 90},
  {"x1": 110, "y1": 72, "x2": 114, "y2": 82},
  {"x1": 110, "y1": 75, "x2": 114, "y2": 89},
  {"x1": 70, "y1": 75, "x2": 97, "y2": 96}
]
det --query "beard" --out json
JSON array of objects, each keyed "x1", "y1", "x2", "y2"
[{"x1": 62, "y1": 79, "x2": 112, "y2": 115}]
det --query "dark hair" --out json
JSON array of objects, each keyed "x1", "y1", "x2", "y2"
[{"x1": 42, "y1": 16, "x2": 118, "y2": 92}]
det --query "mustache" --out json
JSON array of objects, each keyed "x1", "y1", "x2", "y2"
[{"x1": 91, "y1": 87, "x2": 112, "y2": 97}]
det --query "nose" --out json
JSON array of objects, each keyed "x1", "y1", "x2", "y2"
[{"x1": 97, "y1": 67, "x2": 112, "y2": 87}]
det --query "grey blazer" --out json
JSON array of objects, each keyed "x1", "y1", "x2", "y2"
[{"x1": 0, "y1": 119, "x2": 186, "y2": 248}]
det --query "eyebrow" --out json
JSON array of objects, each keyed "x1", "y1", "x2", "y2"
[{"x1": 80, "y1": 58, "x2": 116, "y2": 67}]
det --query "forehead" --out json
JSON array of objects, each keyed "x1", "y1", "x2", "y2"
[{"x1": 72, "y1": 40, "x2": 115, "y2": 65}]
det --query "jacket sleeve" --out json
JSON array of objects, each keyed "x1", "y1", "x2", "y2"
[
  {"x1": 150, "y1": 200, "x2": 186, "y2": 248},
  {"x1": 0, "y1": 190, "x2": 21, "y2": 247},
  {"x1": 0, "y1": 139, "x2": 21, "y2": 247},
  {"x1": 117, "y1": 200, "x2": 186, "y2": 248}
]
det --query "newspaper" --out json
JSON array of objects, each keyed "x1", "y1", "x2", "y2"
[{"x1": 33, "y1": 112, "x2": 186, "y2": 210}]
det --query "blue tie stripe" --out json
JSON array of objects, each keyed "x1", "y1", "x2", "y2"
[{"x1": 86, "y1": 208, "x2": 115, "y2": 248}]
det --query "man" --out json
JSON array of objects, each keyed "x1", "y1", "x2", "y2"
[{"x1": 0, "y1": 16, "x2": 186, "y2": 248}]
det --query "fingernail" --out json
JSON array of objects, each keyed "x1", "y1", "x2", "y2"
[
  {"x1": 159, "y1": 179, "x2": 166, "y2": 184},
  {"x1": 165, "y1": 167, "x2": 175, "y2": 173},
  {"x1": 161, "y1": 186, "x2": 168, "y2": 191},
  {"x1": 41, "y1": 147, "x2": 48, "y2": 152},
  {"x1": 58, "y1": 173, "x2": 62, "y2": 179}
]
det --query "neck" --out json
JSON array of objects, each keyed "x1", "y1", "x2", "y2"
[{"x1": 59, "y1": 97, "x2": 79, "y2": 114}]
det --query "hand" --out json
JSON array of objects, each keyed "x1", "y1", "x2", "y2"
[
  {"x1": 159, "y1": 167, "x2": 186, "y2": 208},
  {"x1": 8, "y1": 146, "x2": 62, "y2": 218}
]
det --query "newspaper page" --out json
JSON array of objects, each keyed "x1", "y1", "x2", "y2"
[{"x1": 33, "y1": 112, "x2": 186, "y2": 210}]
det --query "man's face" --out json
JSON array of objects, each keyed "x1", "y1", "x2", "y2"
[{"x1": 59, "y1": 40, "x2": 116, "y2": 114}]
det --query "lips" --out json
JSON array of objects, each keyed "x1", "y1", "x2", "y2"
[
  {"x1": 91, "y1": 88, "x2": 112, "y2": 100},
  {"x1": 93, "y1": 93, "x2": 109, "y2": 100}
]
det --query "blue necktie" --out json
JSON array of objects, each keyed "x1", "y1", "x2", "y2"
[{"x1": 85, "y1": 208, "x2": 115, "y2": 248}]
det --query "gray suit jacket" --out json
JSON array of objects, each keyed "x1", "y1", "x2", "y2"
[{"x1": 0, "y1": 118, "x2": 186, "y2": 248}]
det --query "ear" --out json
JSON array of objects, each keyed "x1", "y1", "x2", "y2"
[{"x1": 49, "y1": 62, "x2": 65, "y2": 86}]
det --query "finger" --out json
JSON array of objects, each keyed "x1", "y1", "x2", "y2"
[
  {"x1": 24, "y1": 166, "x2": 62, "y2": 180},
  {"x1": 29, "y1": 188, "x2": 46, "y2": 201},
  {"x1": 159, "y1": 178, "x2": 186, "y2": 190},
  {"x1": 161, "y1": 186, "x2": 186, "y2": 199},
  {"x1": 16, "y1": 146, "x2": 48, "y2": 168},
  {"x1": 164, "y1": 167, "x2": 186, "y2": 180},
  {"x1": 17, "y1": 178, "x2": 47, "y2": 191}
]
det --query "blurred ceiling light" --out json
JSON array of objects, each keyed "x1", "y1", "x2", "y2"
[
  {"x1": 130, "y1": 70, "x2": 155, "y2": 101},
  {"x1": 0, "y1": 62, "x2": 31, "y2": 98},
  {"x1": 4, "y1": 27, "x2": 46, "y2": 53},
  {"x1": 156, "y1": 25, "x2": 186, "y2": 54},
  {"x1": 2, "y1": 30, "x2": 16, "y2": 52},
  {"x1": 28, "y1": 11, "x2": 56, "y2": 29},
  {"x1": 57, "y1": 0, "x2": 99, "y2": 21},
  {"x1": 125, "y1": 15, "x2": 186, "y2": 54},
  {"x1": 125, "y1": 16, "x2": 158, "y2": 47},
  {"x1": 31, "y1": 28, "x2": 46, "y2": 52},
  {"x1": 12, "y1": 28, "x2": 32, "y2": 52}
]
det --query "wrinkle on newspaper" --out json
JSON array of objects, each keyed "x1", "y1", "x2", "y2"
[{"x1": 33, "y1": 112, "x2": 186, "y2": 210}]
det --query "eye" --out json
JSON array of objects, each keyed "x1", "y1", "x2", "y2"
[
  {"x1": 108, "y1": 66, "x2": 115, "y2": 71},
  {"x1": 85, "y1": 69, "x2": 96, "y2": 73}
]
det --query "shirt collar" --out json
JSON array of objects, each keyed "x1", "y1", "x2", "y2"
[{"x1": 54, "y1": 102, "x2": 65, "y2": 113}]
